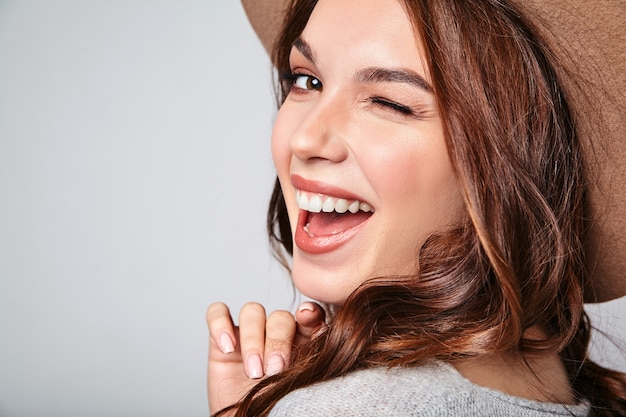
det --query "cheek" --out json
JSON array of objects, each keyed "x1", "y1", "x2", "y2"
[
  {"x1": 389, "y1": 152, "x2": 452, "y2": 198},
  {"x1": 271, "y1": 107, "x2": 300, "y2": 229},
  {"x1": 271, "y1": 106, "x2": 301, "y2": 197},
  {"x1": 361, "y1": 138, "x2": 450, "y2": 197},
  {"x1": 360, "y1": 129, "x2": 463, "y2": 227},
  {"x1": 270, "y1": 110, "x2": 290, "y2": 174}
]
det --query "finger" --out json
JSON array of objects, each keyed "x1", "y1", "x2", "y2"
[
  {"x1": 295, "y1": 302, "x2": 326, "y2": 338},
  {"x1": 264, "y1": 310, "x2": 296, "y2": 376},
  {"x1": 206, "y1": 302, "x2": 236, "y2": 355},
  {"x1": 239, "y1": 302, "x2": 267, "y2": 379}
]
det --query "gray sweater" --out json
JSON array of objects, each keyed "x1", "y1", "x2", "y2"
[{"x1": 268, "y1": 361, "x2": 590, "y2": 416}]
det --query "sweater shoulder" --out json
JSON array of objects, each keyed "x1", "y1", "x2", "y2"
[{"x1": 267, "y1": 362, "x2": 590, "y2": 417}]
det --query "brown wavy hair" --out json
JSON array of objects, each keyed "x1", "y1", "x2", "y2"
[{"x1": 217, "y1": 0, "x2": 626, "y2": 415}]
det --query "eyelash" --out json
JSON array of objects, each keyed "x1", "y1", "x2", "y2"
[
  {"x1": 280, "y1": 72, "x2": 323, "y2": 92},
  {"x1": 369, "y1": 96, "x2": 414, "y2": 116},
  {"x1": 281, "y1": 72, "x2": 417, "y2": 117}
]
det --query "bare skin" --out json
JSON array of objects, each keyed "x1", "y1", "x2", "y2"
[
  {"x1": 206, "y1": 301, "x2": 326, "y2": 415},
  {"x1": 454, "y1": 331, "x2": 575, "y2": 405}
]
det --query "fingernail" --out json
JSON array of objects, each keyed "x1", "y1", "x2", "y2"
[
  {"x1": 298, "y1": 302, "x2": 315, "y2": 312},
  {"x1": 247, "y1": 354, "x2": 263, "y2": 379},
  {"x1": 266, "y1": 353, "x2": 285, "y2": 376},
  {"x1": 219, "y1": 332, "x2": 234, "y2": 354}
]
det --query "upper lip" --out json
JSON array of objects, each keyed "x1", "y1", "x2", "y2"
[{"x1": 291, "y1": 174, "x2": 372, "y2": 205}]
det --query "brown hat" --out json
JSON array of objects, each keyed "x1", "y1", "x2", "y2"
[{"x1": 242, "y1": 0, "x2": 626, "y2": 302}]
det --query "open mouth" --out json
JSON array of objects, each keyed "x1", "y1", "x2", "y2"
[
  {"x1": 294, "y1": 189, "x2": 374, "y2": 254},
  {"x1": 297, "y1": 190, "x2": 374, "y2": 237}
]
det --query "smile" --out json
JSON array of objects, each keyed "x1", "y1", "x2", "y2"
[
  {"x1": 296, "y1": 189, "x2": 374, "y2": 214},
  {"x1": 293, "y1": 187, "x2": 374, "y2": 254}
]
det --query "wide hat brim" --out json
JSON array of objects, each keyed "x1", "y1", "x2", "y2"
[{"x1": 242, "y1": 0, "x2": 626, "y2": 302}]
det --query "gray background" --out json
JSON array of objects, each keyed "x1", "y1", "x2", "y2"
[{"x1": 0, "y1": 1, "x2": 623, "y2": 416}]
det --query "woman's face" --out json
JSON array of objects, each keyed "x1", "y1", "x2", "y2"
[{"x1": 272, "y1": 0, "x2": 465, "y2": 305}]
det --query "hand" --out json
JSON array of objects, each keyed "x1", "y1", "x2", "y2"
[{"x1": 206, "y1": 301, "x2": 326, "y2": 415}]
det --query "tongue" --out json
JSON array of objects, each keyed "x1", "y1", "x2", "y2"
[{"x1": 307, "y1": 211, "x2": 372, "y2": 236}]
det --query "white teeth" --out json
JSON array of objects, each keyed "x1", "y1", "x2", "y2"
[
  {"x1": 297, "y1": 192, "x2": 308, "y2": 209},
  {"x1": 295, "y1": 190, "x2": 374, "y2": 214},
  {"x1": 308, "y1": 195, "x2": 323, "y2": 213},
  {"x1": 322, "y1": 198, "x2": 334, "y2": 212},
  {"x1": 335, "y1": 198, "x2": 349, "y2": 213}
]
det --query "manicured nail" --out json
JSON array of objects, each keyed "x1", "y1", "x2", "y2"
[
  {"x1": 266, "y1": 353, "x2": 285, "y2": 376},
  {"x1": 247, "y1": 354, "x2": 263, "y2": 379},
  {"x1": 298, "y1": 302, "x2": 315, "y2": 312},
  {"x1": 219, "y1": 332, "x2": 234, "y2": 354}
]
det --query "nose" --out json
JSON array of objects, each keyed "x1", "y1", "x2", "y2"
[{"x1": 287, "y1": 93, "x2": 350, "y2": 163}]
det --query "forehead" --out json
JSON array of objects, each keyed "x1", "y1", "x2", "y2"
[{"x1": 298, "y1": 0, "x2": 426, "y2": 73}]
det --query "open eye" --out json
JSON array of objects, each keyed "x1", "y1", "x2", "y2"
[
  {"x1": 295, "y1": 74, "x2": 322, "y2": 91},
  {"x1": 282, "y1": 73, "x2": 323, "y2": 92}
]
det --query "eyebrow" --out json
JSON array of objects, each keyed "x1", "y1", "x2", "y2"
[
  {"x1": 356, "y1": 67, "x2": 432, "y2": 93},
  {"x1": 293, "y1": 37, "x2": 316, "y2": 64},
  {"x1": 291, "y1": 37, "x2": 432, "y2": 93}
]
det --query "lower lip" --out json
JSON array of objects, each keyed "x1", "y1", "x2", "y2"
[{"x1": 294, "y1": 209, "x2": 371, "y2": 254}]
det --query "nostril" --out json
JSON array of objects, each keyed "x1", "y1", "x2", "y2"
[{"x1": 287, "y1": 114, "x2": 349, "y2": 163}]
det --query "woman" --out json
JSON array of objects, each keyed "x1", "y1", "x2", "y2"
[{"x1": 208, "y1": 0, "x2": 626, "y2": 415}]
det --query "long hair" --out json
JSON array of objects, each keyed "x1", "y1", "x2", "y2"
[{"x1": 220, "y1": 0, "x2": 626, "y2": 415}]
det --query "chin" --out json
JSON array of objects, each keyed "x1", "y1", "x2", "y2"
[{"x1": 291, "y1": 259, "x2": 355, "y2": 306}]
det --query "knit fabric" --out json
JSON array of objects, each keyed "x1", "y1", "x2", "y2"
[{"x1": 268, "y1": 361, "x2": 590, "y2": 416}]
